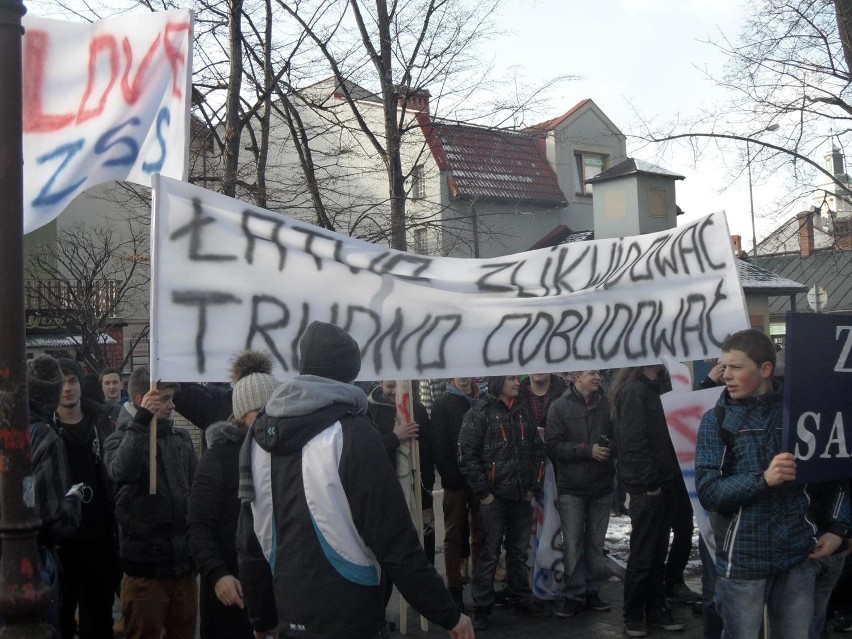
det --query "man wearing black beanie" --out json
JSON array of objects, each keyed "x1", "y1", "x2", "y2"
[{"x1": 237, "y1": 321, "x2": 473, "y2": 639}]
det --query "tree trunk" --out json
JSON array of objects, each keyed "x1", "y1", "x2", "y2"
[{"x1": 222, "y1": 0, "x2": 244, "y2": 197}]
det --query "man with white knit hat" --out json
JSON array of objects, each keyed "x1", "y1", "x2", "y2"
[{"x1": 189, "y1": 351, "x2": 279, "y2": 639}]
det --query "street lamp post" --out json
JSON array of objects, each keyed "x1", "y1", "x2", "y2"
[
  {"x1": 747, "y1": 123, "x2": 780, "y2": 256},
  {"x1": 0, "y1": 0, "x2": 55, "y2": 636}
]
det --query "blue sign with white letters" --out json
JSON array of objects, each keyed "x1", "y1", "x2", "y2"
[{"x1": 783, "y1": 312, "x2": 852, "y2": 483}]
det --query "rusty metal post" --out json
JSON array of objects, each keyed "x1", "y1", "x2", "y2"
[{"x1": 0, "y1": 0, "x2": 53, "y2": 636}]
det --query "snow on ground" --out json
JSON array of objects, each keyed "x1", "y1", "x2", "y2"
[{"x1": 606, "y1": 512, "x2": 703, "y2": 582}]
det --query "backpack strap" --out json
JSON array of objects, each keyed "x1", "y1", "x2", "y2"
[{"x1": 714, "y1": 405, "x2": 736, "y2": 475}]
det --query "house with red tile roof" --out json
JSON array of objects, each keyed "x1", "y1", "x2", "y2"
[{"x1": 412, "y1": 97, "x2": 626, "y2": 257}]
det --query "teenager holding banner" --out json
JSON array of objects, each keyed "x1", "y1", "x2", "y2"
[
  {"x1": 367, "y1": 380, "x2": 436, "y2": 564},
  {"x1": 696, "y1": 329, "x2": 850, "y2": 639},
  {"x1": 236, "y1": 321, "x2": 472, "y2": 639},
  {"x1": 104, "y1": 368, "x2": 198, "y2": 639},
  {"x1": 458, "y1": 375, "x2": 549, "y2": 630}
]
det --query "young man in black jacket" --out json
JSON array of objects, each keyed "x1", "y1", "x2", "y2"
[
  {"x1": 458, "y1": 375, "x2": 549, "y2": 630},
  {"x1": 55, "y1": 358, "x2": 119, "y2": 639}
]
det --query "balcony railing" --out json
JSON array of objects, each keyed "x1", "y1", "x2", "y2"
[{"x1": 25, "y1": 279, "x2": 120, "y2": 316}]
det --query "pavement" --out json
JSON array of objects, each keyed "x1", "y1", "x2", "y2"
[
  {"x1": 389, "y1": 575, "x2": 704, "y2": 638},
  {"x1": 387, "y1": 489, "x2": 706, "y2": 638}
]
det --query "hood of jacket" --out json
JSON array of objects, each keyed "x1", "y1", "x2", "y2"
[
  {"x1": 367, "y1": 384, "x2": 395, "y2": 410},
  {"x1": 252, "y1": 375, "x2": 367, "y2": 456},
  {"x1": 205, "y1": 420, "x2": 246, "y2": 448},
  {"x1": 444, "y1": 382, "x2": 478, "y2": 404}
]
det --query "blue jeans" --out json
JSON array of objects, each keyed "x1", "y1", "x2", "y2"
[
  {"x1": 557, "y1": 492, "x2": 611, "y2": 601},
  {"x1": 471, "y1": 497, "x2": 533, "y2": 610},
  {"x1": 717, "y1": 558, "x2": 817, "y2": 639},
  {"x1": 810, "y1": 554, "x2": 845, "y2": 639}
]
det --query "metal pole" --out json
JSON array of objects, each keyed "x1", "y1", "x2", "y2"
[
  {"x1": 748, "y1": 140, "x2": 757, "y2": 256},
  {"x1": 0, "y1": 0, "x2": 53, "y2": 635}
]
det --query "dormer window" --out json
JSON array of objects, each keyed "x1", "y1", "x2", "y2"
[{"x1": 575, "y1": 152, "x2": 605, "y2": 195}]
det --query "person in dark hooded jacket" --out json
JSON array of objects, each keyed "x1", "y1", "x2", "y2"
[
  {"x1": 236, "y1": 321, "x2": 472, "y2": 639},
  {"x1": 24, "y1": 354, "x2": 83, "y2": 636},
  {"x1": 54, "y1": 357, "x2": 118, "y2": 639},
  {"x1": 188, "y1": 351, "x2": 279, "y2": 639}
]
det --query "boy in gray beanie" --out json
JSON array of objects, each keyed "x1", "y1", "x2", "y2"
[{"x1": 189, "y1": 351, "x2": 278, "y2": 639}]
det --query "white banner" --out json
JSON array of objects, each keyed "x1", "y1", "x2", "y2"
[
  {"x1": 661, "y1": 383, "x2": 725, "y2": 559},
  {"x1": 22, "y1": 11, "x2": 193, "y2": 233},
  {"x1": 151, "y1": 176, "x2": 749, "y2": 382}
]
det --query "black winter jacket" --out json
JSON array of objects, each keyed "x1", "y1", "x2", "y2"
[
  {"x1": 430, "y1": 384, "x2": 478, "y2": 490},
  {"x1": 613, "y1": 375, "x2": 680, "y2": 495},
  {"x1": 57, "y1": 398, "x2": 117, "y2": 543},
  {"x1": 236, "y1": 376, "x2": 459, "y2": 638},
  {"x1": 545, "y1": 386, "x2": 615, "y2": 498},
  {"x1": 187, "y1": 421, "x2": 253, "y2": 639},
  {"x1": 458, "y1": 395, "x2": 546, "y2": 502},
  {"x1": 104, "y1": 406, "x2": 197, "y2": 578}
]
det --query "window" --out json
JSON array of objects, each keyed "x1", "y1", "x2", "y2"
[
  {"x1": 413, "y1": 228, "x2": 427, "y2": 254},
  {"x1": 411, "y1": 165, "x2": 426, "y2": 199},
  {"x1": 575, "y1": 153, "x2": 605, "y2": 195},
  {"x1": 648, "y1": 188, "x2": 667, "y2": 217}
]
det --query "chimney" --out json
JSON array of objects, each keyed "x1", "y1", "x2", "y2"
[
  {"x1": 731, "y1": 235, "x2": 742, "y2": 253},
  {"x1": 835, "y1": 218, "x2": 852, "y2": 251},
  {"x1": 797, "y1": 211, "x2": 815, "y2": 257},
  {"x1": 396, "y1": 86, "x2": 430, "y2": 114}
]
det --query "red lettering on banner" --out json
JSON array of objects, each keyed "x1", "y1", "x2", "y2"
[
  {"x1": 76, "y1": 35, "x2": 120, "y2": 124},
  {"x1": 121, "y1": 34, "x2": 161, "y2": 104},
  {"x1": 22, "y1": 30, "x2": 75, "y2": 133},
  {"x1": 667, "y1": 405, "x2": 704, "y2": 464},
  {"x1": 163, "y1": 21, "x2": 190, "y2": 99},
  {"x1": 24, "y1": 21, "x2": 188, "y2": 133}
]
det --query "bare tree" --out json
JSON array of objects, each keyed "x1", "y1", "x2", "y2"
[
  {"x1": 25, "y1": 221, "x2": 150, "y2": 372},
  {"x1": 641, "y1": 0, "x2": 852, "y2": 243},
  {"x1": 34, "y1": 0, "x2": 568, "y2": 253}
]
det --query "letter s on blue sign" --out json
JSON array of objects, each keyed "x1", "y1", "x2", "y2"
[
  {"x1": 94, "y1": 117, "x2": 141, "y2": 168},
  {"x1": 143, "y1": 107, "x2": 170, "y2": 173}
]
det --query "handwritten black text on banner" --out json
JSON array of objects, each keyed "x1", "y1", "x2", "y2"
[{"x1": 151, "y1": 176, "x2": 749, "y2": 381}]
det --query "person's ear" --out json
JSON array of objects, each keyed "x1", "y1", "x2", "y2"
[
  {"x1": 134, "y1": 393, "x2": 145, "y2": 408},
  {"x1": 759, "y1": 361, "x2": 774, "y2": 379}
]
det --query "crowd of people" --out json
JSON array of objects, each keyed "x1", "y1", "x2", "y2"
[{"x1": 16, "y1": 324, "x2": 852, "y2": 639}]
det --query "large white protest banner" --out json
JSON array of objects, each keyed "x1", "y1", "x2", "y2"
[
  {"x1": 151, "y1": 175, "x2": 750, "y2": 382},
  {"x1": 22, "y1": 11, "x2": 192, "y2": 234}
]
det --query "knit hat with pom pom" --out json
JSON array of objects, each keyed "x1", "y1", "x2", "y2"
[
  {"x1": 27, "y1": 354, "x2": 64, "y2": 414},
  {"x1": 230, "y1": 351, "x2": 279, "y2": 423}
]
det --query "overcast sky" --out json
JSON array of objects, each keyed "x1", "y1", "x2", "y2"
[{"x1": 485, "y1": 0, "x2": 794, "y2": 250}]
